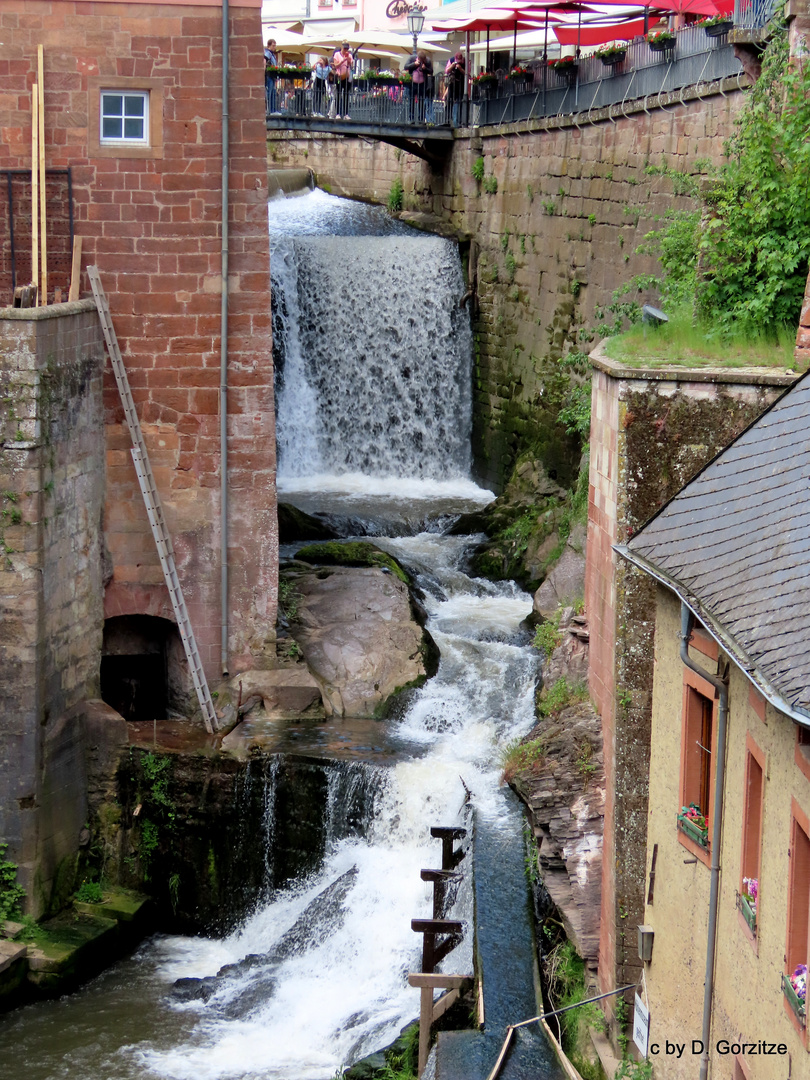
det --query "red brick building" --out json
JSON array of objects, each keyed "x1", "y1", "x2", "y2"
[{"x1": 0, "y1": 0, "x2": 278, "y2": 693}]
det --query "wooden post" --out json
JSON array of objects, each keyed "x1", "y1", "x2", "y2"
[
  {"x1": 31, "y1": 82, "x2": 38, "y2": 303},
  {"x1": 430, "y1": 826, "x2": 467, "y2": 869},
  {"x1": 418, "y1": 985, "x2": 432, "y2": 1076},
  {"x1": 37, "y1": 45, "x2": 47, "y2": 305},
  {"x1": 68, "y1": 235, "x2": 82, "y2": 301},
  {"x1": 420, "y1": 868, "x2": 461, "y2": 919}
]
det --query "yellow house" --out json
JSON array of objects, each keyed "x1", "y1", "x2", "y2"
[{"x1": 616, "y1": 370, "x2": 810, "y2": 1080}]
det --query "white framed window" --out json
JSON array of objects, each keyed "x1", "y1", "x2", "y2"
[{"x1": 100, "y1": 90, "x2": 149, "y2": 145}]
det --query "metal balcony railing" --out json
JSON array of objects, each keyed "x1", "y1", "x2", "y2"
[{"x1": 267, "y1": 27, "x2": 744, "y2": 131}]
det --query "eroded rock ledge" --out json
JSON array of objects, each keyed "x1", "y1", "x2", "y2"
[{"x1": 509, "y1": 612, "x2": 604, "y2": 980}]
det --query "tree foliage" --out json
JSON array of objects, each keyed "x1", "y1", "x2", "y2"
[{"x1": 696, "y1": 29, "x2": 810, "y2": 333}]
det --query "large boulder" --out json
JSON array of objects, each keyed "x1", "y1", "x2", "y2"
[
  {"x1": 287, "y1": 563, "x2": 436, "y2": 718},
  {"x1": 532, "y1": 523, "x2": 586, "y2": 619}
]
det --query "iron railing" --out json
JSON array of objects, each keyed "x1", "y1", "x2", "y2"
[
  {"x1": 268, "y1": 27, "x2": 744, "y2": 130},
  {"x1": 733, "y1": 0, "x2": 783, "y2": 29}
]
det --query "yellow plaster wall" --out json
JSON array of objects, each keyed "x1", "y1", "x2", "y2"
[{"x1": 641, "y1": 587, "x2": 810, "y2": 1079}]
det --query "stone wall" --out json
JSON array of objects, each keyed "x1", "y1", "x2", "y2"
[
  {"x1": 0, "y1": 303, "x2": 106, "y2": 916},
  {"x1": 584, "y1": 350, "x2": 794, "y2": 1015},
  {"x1": 0, "y1": 0, "x2": 277, "y2": 678},
  {"x1": 269, "y1": 80, "x2": 745, "y2": 491}
]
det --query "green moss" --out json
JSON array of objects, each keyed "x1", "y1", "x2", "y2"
[{"x1": 295, "y1": 541, "x2": 410, "y2": 583}]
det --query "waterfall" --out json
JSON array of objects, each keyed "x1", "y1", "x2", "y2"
[
  {"x1": 271, "y1": 192, "x2": 473, "y2": 484},
  {"x1": 2, "y1": 192, "x2": 563, "y2": 1080}
]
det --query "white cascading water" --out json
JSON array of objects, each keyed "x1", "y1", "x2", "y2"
[{"x1": 0, "y1": 190, "x2": 550, "y2": 1080}]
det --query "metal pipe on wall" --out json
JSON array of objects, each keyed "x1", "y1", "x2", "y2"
[
  {"x1": 220, "y1": 0, "x2": 230, "y2": 676},
  {"x1": 679, "y1": 603, "x2": 729, "y2": 1080}
]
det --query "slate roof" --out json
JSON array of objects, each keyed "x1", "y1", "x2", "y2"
[{"x1": 620, "y1": 369, "x2": 810, "y2": 721}]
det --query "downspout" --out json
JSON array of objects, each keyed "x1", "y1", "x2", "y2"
[
  {"x1": 679, "y1": 603, "x2": 728, "y2": 1080},
  {"x1": 220, "y1": 0, "x2": 230, "y2": 676}
]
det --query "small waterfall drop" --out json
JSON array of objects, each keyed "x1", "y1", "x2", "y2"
[{"x1": 271, "y1": 190, "x2": 473, "y2": 485}]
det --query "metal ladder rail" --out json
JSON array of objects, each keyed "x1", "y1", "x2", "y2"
[{"x1": 88, "y1": 265, "x2": 219, "y2": 734}]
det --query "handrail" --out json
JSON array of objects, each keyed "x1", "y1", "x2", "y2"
[{"x1": 268, "y1": 30, "x2": 742, "y2": 133}]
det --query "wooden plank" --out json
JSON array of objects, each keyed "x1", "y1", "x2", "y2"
[
  {"x1": 430, "y1": 826, "x2": 466, "y2": 839},
  {"x1": 418, "y1": 985, "x2": 432, "y2": 1077},
  {"x1": 431, "y1": 986, "x2": 460, "y2": 1024},
  {"x1": 31, "y1": 82, "x2": 38, "y2": 302},
  {"x1": 38, "y1": 45, "x2": 46, "y2": 304},
  {"x1": 411, "y1": 919, "x2": 463, "y2": 934},
  {"x1": 408, "y1": 972, "x2": 472, "y2": 988},
  {"x1": 68, "y1": 235, "x2": 82, "y2": 301},
  {"x1": 420, "y1": 869, "x2": 461, "y2": 882}
]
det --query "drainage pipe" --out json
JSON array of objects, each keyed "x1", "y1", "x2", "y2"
[
  {"x1": 679, "y1": 603, "x2": 729, "y2": 1080},
  {"x1": 220, "y1": 0, "x2": 230, "y2": 676}
]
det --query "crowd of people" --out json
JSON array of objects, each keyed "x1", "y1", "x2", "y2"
[{"x1": 264, "y1": 39, "x2": 468, "y2": 123}]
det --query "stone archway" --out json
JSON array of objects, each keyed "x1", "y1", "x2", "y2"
[{"x1": 101, "y1": 615, "x2": 192, "y2": 722}]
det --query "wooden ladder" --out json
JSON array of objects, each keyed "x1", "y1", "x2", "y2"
[{"x1": 88, "y1": 265, "x2": 219, "y2": 734}]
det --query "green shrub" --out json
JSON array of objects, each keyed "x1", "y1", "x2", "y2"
[
  {"x1": 534, "y1": 618, "x2": 562, "y2": 659},
  {"x1": 75, "y1": 880, "x2": 104, "y2": 903},
  {"x1": 482, "y1": 175, "x2": 498, "y2": 194},
  {"x1": 472, "y1": 155, "x2": 485, "y2": 183},
  {"x1": 388, "y1": 178, "x2": 404, "y2": 212},
  {"x1": 0, "y1": 844, "x2": 25, "y2": 921},
  {"x1": 500, "y1": 736, "x2": 547, "y2": 782},
  {"x1": 539, "y1": 677, "x2": 589, "y2": 718}
]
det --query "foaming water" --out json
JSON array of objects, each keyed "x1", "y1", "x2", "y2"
[
  {"x1": 0, "y1": 194, "x2": 550, "y2": 1080},
  {"x1": 271, "y1": 191, "x2": 473, "y2": 483},
  {"x1": 0, "y1": 538, "x2": 541, "y2": 1080}
]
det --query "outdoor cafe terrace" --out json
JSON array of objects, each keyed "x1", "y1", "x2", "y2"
[{"x1": 265, "y1": 0, "x2": 780, "y2": 136}]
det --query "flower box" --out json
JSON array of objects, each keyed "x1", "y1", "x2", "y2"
[
  {"x1": 550, "y1": 60, "x2": 578, "y2": 81},
  {"x1": 783, "y1": 973, "x2": 806, "y2": 1026},
  {"x1": 677, "y1": 809, "x2": 708, "y2": 847},
  {"x1": 700, "y1": 17, "x2": 733, "y2": 36},
  {"x1": 594, "y1": 46, "x2": 627, "y2": 66},
  {"x1": 647, "y1": 33, "x2": 675, "y2": 53},
  {"x1": 738, "y1": 892, "x2": 757, "y2": 934},
  {"x1": 599, "y1": 51, "x2": 626, "y2": 67}
]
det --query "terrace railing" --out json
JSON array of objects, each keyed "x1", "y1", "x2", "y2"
[{"x1": 267, "y1": 27, "x2": 744, "y2": 132}]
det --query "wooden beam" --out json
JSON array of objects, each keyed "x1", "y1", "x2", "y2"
[
  {"x1": 411, "y1": 919, "x2": 463, "y2": 934},
  {"x1": 38, "y1": 45, "x2": 46, "y2": 305},
  {"x1": 31, "y1": 82, "x2": 38, "y2": 302},
  {"x1": 408, "y1": 972, "x2": 473, "y2": 989},
  {"x1": 68, "y1": 235, "x2": 82, "y2": 301},
  {"x1": 418, "y1": 986, "x2": 432, "y2": 1077},
  {"x1": 431, "y1": 986, "x2": 461, "y2": 1024}
]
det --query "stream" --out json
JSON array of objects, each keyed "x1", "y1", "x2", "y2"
[{"x1": 0, "y1": 189, "x2": 563, "y2": 1080}]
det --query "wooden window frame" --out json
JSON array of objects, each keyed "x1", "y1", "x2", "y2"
[
  {"x1": 796, "y1": 724, "x2": 810, "y2": 784},
  {"x1": 677, "y1": 665, "x2": 718, "y2": 868},
  {"x1": 785, "y1": 799, "x2": 810, "y2": 1046},
  {"x1": 738, "y1": 734, "x2": 765, "y2": 951}
]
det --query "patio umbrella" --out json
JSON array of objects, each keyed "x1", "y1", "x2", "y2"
[
  {"x1": 553, "y1": 16, "x2": 647, "y2": 43},
  {"x1": 432, "y1": 8, "x2": 557, "y2": 70}
]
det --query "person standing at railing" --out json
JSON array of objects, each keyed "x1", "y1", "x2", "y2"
[
  {"x1": 445, "y1": 51, "x2": 465, "y2": 126},
  {"x1": 332, "y1": 43, "x2": 354, "y2": 119},
  {"x1": 312, "y1": 56, "x2": 330, "y2": 117},
  {"x1": 405, "y1": 50, "x2": 432, "y2": 123},
  {"x1": 265, "y1": 39, "x2": 278, "y2": 114}
]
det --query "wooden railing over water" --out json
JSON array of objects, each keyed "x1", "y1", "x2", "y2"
[{"x1": 409, "y1": 825, "x2": 475, "y2": 1076}]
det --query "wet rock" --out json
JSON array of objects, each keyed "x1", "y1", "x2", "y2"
[
  {"x1": 171, "y1": 976, "x2": 220, "y2": 1003},
  {"x1": 273, "y1": 866, "x2": 358, "y2": 959},
  {"x1": 226, "y1": 668, "x2": 325, "y2": 721},
  {"x1": 287, "y1": 564, "x2": 435, "y2": 718},
  {"x1": 277, "y1": 502, "x2": 339, "y2": 542}
]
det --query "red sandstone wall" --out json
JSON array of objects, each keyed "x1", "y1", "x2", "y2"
[{"x1": 0, "y1": 0, "x2": 277, "y2": 680}]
